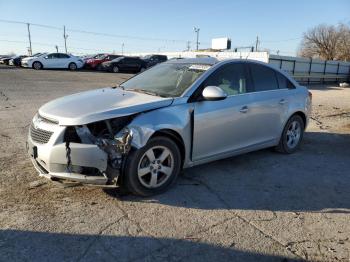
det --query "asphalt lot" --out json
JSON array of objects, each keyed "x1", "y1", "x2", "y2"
[{"x1": 0, "y1": 65, "x2": 349, "y2": 261}]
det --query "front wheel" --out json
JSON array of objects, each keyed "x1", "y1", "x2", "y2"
[
  {"x1": 68, "y1": 62, "x2": 77, "y2": 71},
  {"x1": 276, "y1": 115, "x2": 304, "y2": 154},
  {"x1": 32, "y1": 61, "x2": 43, "y2": 70},
  {"x1": 112, "y1": 65, "x2": 119, "y2": 73},
  {"x1": 123, "y1": 136, "x2": 181, "y2": 196}
]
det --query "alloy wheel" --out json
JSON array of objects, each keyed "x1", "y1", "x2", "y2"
[
  {"x1": 286, "y1": 120, "x2": 301, "y2": 149},
  {"x1": 137, "y1": 146, "x2": 174, "y2": 189}
]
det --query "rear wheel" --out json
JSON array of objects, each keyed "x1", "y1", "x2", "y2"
[
  {"x1": 112, "y1": 65, "x2": 119, "y2": 73},
  {"x1": 32, "y1": 61, "x2": 43, "y2": 70},
  {"x1": 276, "y1": 115, "x2": 304, "y2": 154},
  {"x1": 123, "y1": 136, "x2": 181, "y2": 196},
  {"x1": 68, "y1": 62, "x2": 77, "y2": 71}
]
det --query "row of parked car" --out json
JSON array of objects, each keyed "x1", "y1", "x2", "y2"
[{"x1": 0, "y1": 53, "x2": 168, "y2": 73}]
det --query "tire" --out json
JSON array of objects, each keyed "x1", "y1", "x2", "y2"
[
  {"x1": 275, "y1": 115, "x2": 304, "y2": 154},
  {"x1": 123, "y1": 136, "x2": 181, "y2": 196},
  {"x1": 140, "y1": 67, "x2": 146, "y2": 72},
  {"x1": 32, "y1": 61, "x2": 43, "y2": 70},
  {"x1": 112, "y1": 65, "x2": 119, "y2": 73},
  {"x1": 68, "y1": 62, "x2": 77, "y2": 71}
]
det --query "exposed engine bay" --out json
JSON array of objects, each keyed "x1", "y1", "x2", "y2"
[{"x1": 63, "y1": 115, "x2": 135, "y2": 185}]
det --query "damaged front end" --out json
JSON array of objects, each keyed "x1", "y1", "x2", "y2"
[{"x1": 27, "y1": 114, "x2": 135, "y2": 186}]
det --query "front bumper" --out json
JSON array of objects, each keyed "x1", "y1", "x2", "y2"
[
  {"x1": 27, "y1": 118, "x2": 111, "y2": 185},
  {"x1": 21, "y1": 61, "x2": 30, "y2": 68}
]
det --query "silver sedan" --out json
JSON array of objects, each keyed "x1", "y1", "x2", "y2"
[{"x1": 27, "y1": 58, "x2": 312, "y2": 196}]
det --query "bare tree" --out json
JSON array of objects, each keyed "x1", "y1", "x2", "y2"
[
  {"x1": 336, "y1": 24, "x2": 350, "y2": 61},
  {"x1": 298, "y1": 24, "x2": 350, "y2": 61}
]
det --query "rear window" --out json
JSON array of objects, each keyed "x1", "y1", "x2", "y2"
[
  {"x1": 276, "y1": 72, "x2": 295, "y2": 89},
  {"x1": 250, "y1": 63, "x2": 279, "y2": 91}
]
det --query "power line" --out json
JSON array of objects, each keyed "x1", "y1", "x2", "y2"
[
  {"x1": 0, "y1": 19, "x2": 191, "y2": 44},
  {"x1": 260, "y1": 37, "x2": 302, "y2": 43},
  {"x1": 0, "y1": 39, "x2": 111, "y2": 53}
]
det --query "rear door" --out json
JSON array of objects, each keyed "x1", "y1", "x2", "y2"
[
  {"x1": 246, "y1": 63, "x2": 291, "y2": 143},
  {"x1": 57, "y1": 53, "x2": 71, "y2": 68}
]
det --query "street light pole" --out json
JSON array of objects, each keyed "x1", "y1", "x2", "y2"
[
  {"x1": 63, "y1": 26, "x2": 68, "y2": 53},
  {"x1": 27, "y1": 23, "x2": 32, "y2": 56},
  {"x1": 255, "y1": 35, "x2": 259, "y2": 52},
  {"x1": 121, "y1": 43, "x2": 124, "y2": 55},
  {"x1": 194, "y1": 27, "x2": 200, "y2": 51}
]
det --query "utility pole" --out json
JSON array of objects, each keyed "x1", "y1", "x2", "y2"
[
  {"x1": 63, "y1": 26, "x2": 68, "y2": 53},
  {"x1": 27, "y1": 23, "x2": 32, "y2": 56},
  {"x1": 186, "y1": 41, "x2": 191, "y2": 51},
  {"x1": 121, "y1": 43, "x2": 124, "y2": 55},
  {"x1": 255, "y1": 35, "x2": 259, "y2": 52},
  {"x1": 55, "y1": 45, "x2": 58, "y2": 52},
  {"x1": 194, "y1": 27, "x2": 200, "y2": 51}
]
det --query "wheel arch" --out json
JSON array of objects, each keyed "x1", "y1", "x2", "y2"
[
  {"x1": 150, "y1": 129, "x2": 186, "y2": 168},
  {"x1": 32, "y1": 61, "x2": 43, "y2": 69},
  {"x1": 289, "y1": 111, "x2": 307, "y2": 130}
]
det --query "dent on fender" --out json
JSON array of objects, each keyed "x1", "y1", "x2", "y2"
[{"x1": 125, "y1": 103, "x2": 194, "y2": 166}]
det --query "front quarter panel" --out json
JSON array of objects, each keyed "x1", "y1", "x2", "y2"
[{"x1": 127, "y1": 101, "x2": 193, "y2": 166}]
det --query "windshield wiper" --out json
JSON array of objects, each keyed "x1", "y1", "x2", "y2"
[
  {"x1": 112, "y1": 85, "x2": 125, "y2": 90},
  {"x1": 128, "y1": 88, "x2": 163, "y2": 97}
]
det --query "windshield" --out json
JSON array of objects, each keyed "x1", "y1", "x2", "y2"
[
  {"x1": 121, "y1": 63, "x2": 210, "y2": 97},
  {"x1": 94, "y1": 54, "x2": 107, "y2": 60},
  {"x1": 111, "y1": 57, "x2": 124, "y2": 62}
]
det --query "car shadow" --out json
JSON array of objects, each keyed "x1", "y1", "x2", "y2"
[
  {"x1": 0, "y1": 229, "x2": 302, "y2": 261},
  {"x1": 105, "y1": 131, "x2": 350, "y2": 213}
]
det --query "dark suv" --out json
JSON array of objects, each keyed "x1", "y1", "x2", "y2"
[
  {"x1": 100, "y1": 57, "x2": 148, "y2": 73},
  {"x1": 142, "y1": 54, "x2": 167, "y2": 67}
]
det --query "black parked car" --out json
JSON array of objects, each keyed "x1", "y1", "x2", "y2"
[
  {"x1": 0, "y1": 56, "x2": 15, "y2": 65},
  {"x1": 9, "y1": 55, "x2": 28, "y2": 66},
  {"x1": 101, "y1": 57, "x2": 148, "y2": 73},
  {"x1": 142, "y1": 54, "x2": 167, "y2": 67}
]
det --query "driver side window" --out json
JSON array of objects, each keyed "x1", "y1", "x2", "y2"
[{"x1": 203, "y1": 63, "x2": 251, "y2": 96}]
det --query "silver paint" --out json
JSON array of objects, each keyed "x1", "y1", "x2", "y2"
[{"x1": 28, "y1": 58, "x2": 311, "y2": 185}]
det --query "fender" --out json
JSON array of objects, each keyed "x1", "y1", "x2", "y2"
[{"x1": 126, "y1": 102, "x2": 194, "y2": 167}]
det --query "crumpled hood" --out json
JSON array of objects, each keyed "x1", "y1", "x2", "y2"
[{"x1": 39, "y1": 88, "x2": 173, "y2": 126}]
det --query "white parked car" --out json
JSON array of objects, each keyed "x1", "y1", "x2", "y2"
[{"x1": 22, "y1": 53, "x2": 84, "y2": 70}]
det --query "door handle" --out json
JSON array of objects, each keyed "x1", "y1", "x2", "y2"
[
  {"x1": 279, "y1": 99, "x2": 287, "y2": 105},
  {"x1": 239, "y1": 106, "x2": 249, "y2": 113}
]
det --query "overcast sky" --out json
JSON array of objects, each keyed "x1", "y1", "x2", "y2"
[{"x1": 0, "y1": 0, "x2": 349, "y2": 56}]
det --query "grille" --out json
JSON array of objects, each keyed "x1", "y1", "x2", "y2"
[{"x1": 30, "y1": 124, "x2": 53, "y2": 144}]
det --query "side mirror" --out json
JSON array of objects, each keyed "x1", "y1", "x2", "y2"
[{"x1": 202, "y1": 86, "x2": 227, "y2": 101}]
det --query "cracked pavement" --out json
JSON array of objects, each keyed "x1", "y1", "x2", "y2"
[{"x1": 0, "y1": 66, "x2": 349, "y2": 261}]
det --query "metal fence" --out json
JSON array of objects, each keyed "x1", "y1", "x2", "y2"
[
  {"x1": 125, "y1": 51, "x2": 350, "y2": 84},
  {"x1": 269, "y1": 55, "x2": 350, "y2": 84}
]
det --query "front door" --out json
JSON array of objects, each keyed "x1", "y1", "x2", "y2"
[{"x1": 192, "y1": 63, "x2": 256, "y2": 161}]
